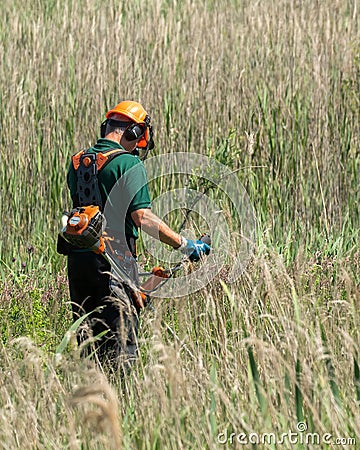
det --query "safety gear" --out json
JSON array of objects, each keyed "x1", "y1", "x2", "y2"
[
  {"x1": 178, "y1": 237, "x2": 211, "y2": 262},
  {"x1": 106, "y1": 100, "x2": 148, "y2": 123},
  {"x1": 72, "y1": 148, "x2": 128, "y2": 210},
  {"x1": 100, "y1": 118, "x2": 148, "y2": 142},
  {"x1": 104, "y1": 100, "x2": 154, "y2": 150},
  {"x1": 57, "y1": 148, "x2": 128, "y2": 255}
]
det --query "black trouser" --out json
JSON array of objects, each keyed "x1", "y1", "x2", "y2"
[{"x1": 67, "y1": 251, "x2": 140, "y2": 366}]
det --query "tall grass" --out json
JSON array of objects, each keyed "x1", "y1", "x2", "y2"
[
  {"x1": 1, "y1": 253, "x2": 359, "y2": 448},
  {"x1": 1, "y1": 0, "x2": 359, "y2": 262},
  {"x1": 0, "y1": 0, "x2": 359, "y2": 448}
]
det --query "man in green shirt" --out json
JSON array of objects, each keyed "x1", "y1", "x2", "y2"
[{"x1": 65, "y1": 100, "x2": 210, "y2": 368}]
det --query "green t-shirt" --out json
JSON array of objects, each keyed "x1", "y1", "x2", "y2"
[{"x1": 67, "y1": 139, "x2": 151, "y2": 240}]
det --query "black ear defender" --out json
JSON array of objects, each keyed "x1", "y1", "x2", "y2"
[
  {"x1": 133, "y1": 124, "x2": 155, "y2": 160},
  {"x1": 124, "y1": 123, "x2": 146, "y2": 141},
  {"x1": 124, "y1": 114, "x2": 151, "y2": 141}
]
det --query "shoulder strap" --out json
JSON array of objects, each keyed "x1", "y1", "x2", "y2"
[
  {"x1": 96, "y1": 149, "x2": 128, "y2": 171},
  {"x1": 72, "y1": 148, "x2": 128, "y2": 171},
  {"x1": 72, "y1": 150, "x2": 84, "y2": 170}
]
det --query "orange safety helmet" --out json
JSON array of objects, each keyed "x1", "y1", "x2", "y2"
[{"x1": 105, "y1": 100, "x2": 151, "y2": 149}]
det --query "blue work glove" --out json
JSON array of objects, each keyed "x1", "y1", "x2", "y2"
[{"x1": 178, "y1": 237, "x2": 211, "y2": 262}]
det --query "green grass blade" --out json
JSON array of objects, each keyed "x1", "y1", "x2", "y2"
[
  {"x1": 354, "y1": 354, "x2": 360, "y2": 403},
  {"x1": 55, "y1": 312, "x2": 93, "y2": 355},
  {"x1": 295, "y1": 358, "x2": 304, "y2": 423},
  {"x1": 320, "y1": 322, "x2": 342, "y2": 407}
]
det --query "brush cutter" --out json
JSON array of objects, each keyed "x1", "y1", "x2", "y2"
[
  {"x1": 60, "y1": 206, "x2": 211, "y2": 306},
  {"x1": 102, "y1": 232, "x2": 211, "y2": 306}
]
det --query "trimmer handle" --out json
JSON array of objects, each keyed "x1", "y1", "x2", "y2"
[{"x1": 200, "y1": 233, "x2": 211, "y2": 246}]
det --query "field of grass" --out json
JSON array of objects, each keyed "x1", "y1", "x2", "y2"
[{"x1": 0, "y1": 0, "x2": 359, "y2": 448}]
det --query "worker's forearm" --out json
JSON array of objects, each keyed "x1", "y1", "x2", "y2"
[{"x1": 137, "y1": 210, "x2": 182, "y2": 248}]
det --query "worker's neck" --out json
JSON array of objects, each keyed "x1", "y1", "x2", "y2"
[{"x1": 104, "y1": 132, "x2": 121, "y2": 144}]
